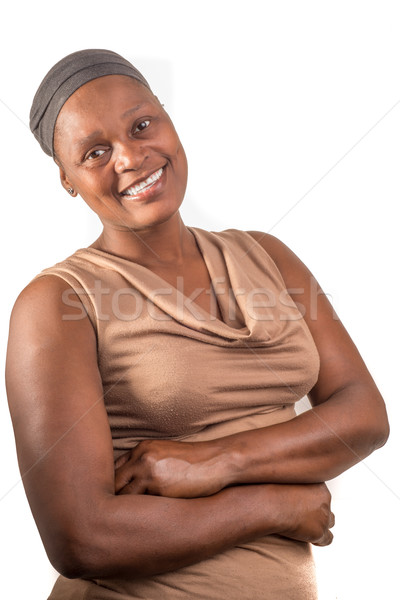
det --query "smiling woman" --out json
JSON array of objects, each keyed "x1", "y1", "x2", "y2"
[
  {"x1": 52, "y1": 73, "x2": 188, "y2": 235},
  {"x1": 5, "y1": 49, "x2": 389, "y2": 600}
]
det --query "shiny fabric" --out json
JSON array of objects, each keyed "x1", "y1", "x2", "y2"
[{"x1": 33, "y1": 227, "x2": 320, "y2": 599}]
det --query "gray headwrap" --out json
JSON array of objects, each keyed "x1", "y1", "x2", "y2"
[{"x1": 29, "y1": 49, "x2": 151, "y2": 157}]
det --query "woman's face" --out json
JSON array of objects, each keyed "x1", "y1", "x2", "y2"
[{"x1": 54, "y1": 75, "x2": 188, "y2": 231}]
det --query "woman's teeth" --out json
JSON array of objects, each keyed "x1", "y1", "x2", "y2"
[{"x1": 122, "y1": 167, "x2": 163, "y2": 196}]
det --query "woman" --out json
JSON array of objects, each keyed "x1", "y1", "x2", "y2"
[{"x1": 6, "y1": 49, "x2": 389, "y2": 599}]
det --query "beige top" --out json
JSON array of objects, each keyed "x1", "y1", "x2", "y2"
[{"x1": 35, "y1": 227, "x2": 320, "y2": 600}]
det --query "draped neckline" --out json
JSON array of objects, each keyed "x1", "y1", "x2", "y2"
[{"x1": 74, "y1": 226, "x2": 279, "y2": 344}]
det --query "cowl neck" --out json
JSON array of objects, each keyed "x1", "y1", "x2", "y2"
[{"x1": 73, "y1": 226, "x2": 296, "y2": 346}]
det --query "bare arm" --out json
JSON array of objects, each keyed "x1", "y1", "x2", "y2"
[
  {"x1": 115, "y1": 232, "x2": 389, "y2": 498},
  {"x1": 224, "y1": 231, "x2": 389, "y2": 482},
  {"x1": 5, "y1": 275, "x2": 334, "y2": 580}
]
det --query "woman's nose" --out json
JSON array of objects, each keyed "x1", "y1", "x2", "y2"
[{"x1": 114, "y1": 142, "x2": 148, "y2": 173}]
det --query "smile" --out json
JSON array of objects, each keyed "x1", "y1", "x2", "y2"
[{"x1": 121, "y1": 167, "x2": 164, "y2": 198}]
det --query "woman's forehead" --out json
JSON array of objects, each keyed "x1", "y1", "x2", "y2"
[
  {"x1": 64, "y1": 75, "x2": 152, "y2": 112},
  {"x1": 54, "y1": 76, "x2": 157, "y2": 151},
  {"x1": 57, "y1": 75, "x2": 155, "y2": 132}
]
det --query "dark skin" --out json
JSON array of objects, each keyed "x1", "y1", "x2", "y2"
[{"x1": 6, "y1": 75, "x2": 388, "y2": 580}]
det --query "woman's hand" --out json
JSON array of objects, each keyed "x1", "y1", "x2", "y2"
[
  {"x1": 114, "y1": 439, "x2": 231, "y2": 498},
  {"x1": 114, "y1": 441, "x2": 335, "y2": 546},
  {"x1": 274, "y1": 482, "x2": 335, "y2": 547}
]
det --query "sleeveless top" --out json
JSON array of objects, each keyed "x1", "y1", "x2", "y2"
[{"x1": 33, "y1": 227, "x2": 320, "y2": 600}]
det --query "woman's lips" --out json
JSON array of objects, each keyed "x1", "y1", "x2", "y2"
[{"x1": 120, "y1": 167, "x2": 164, "y2": 200}]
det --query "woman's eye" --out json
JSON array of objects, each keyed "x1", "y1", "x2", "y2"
[
  {"x1": 134, "y1": 120, "x2": 150, "y2": 133},
  {"x1": 87, "y1": 149, "x2": 106, "y2": 160}
]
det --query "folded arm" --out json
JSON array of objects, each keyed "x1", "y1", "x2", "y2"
[
  {"x1": 115, "y1": 233, "x2": 389, "y2": 498},
  {"x1": 6, "y1": 275, "x2": 334, "y2": 580},
  {"x1": 227, "y1": 231, "x2": 389, "y2": 482}
]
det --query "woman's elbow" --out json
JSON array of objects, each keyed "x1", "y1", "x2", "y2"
[
  {"x1": 343, "y1": 390, "x2": 390, "y2": 460},
  {"x1": 42, "y1": 509, "x2": 111, "y2": 580},
  {"x1": 46, "y1": 507, "x2": 141, "y2": 580},
  {"x1": 373, "y1": 409, "x2": 390, "y2": 449},
  {"x1": 47, "y1": 530, "x2": 100, "y2": 580},
  {"x1": 364, "y1": 396, "x2": 390, "y2": 452}
]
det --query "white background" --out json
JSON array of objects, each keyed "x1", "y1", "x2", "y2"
[{"x1": 1, "y1": 1, "x2": 399, "y2": 598}]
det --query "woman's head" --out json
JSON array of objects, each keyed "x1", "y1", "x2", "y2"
[
  {"x1": 30, "y1": 50, "x2": 188, "y2": 231},
  {"x1": 30, "y1": 49, "x2": 152, "y2": 158}
]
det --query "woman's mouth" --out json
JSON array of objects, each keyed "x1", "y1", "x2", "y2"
[{"x1": 120, "y1": 167, "x2": 164, "y2": 200}]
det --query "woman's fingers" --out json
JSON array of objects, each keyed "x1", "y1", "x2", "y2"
[
  {"x1": 313, "y1": 529, "x2": 334, "y2": 547},
  {"x1": 328, "y1": 511, "x2": 335, "y2": 529},
  {"x1": 118, "y1": 478, "x2": 148, "y2": 496},
  {"x1": 113, "y1": 439, "x2": 228, "y2": 498},
  {"x1": 312, "y1": 510, "x2": 335, "y2": 547},
  {"x1": 114, "y1": 451, "x2": 132, "y2": 470},
  {"x1": 114, "y1": 460, "x2": 138, "y2": 493},
  {"x1": 114, "y1": 450, "x2": 153, "y2": 495}
]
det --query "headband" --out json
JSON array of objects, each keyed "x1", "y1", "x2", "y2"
[{"x1": 29, "y1": 49, "x2": 151, "y2": 157}]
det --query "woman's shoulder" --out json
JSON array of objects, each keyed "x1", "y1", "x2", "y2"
[
  {"x1": 12, "y1": 248, "x2": 95, "y2": 323},
  {"x1": 193, "y1": 226, "x2": 296, "y2": 278},
  {"x1": 213, "y1": 228, "x2": 297, "y2": 274},
  {"x1": 244, "y1": 230, "x2": 292, "y2": 262},
  {"x1": 244, "y1": 230, "x2": 315, "y2": 289},
  {"x1": 12, "y1": 271, "x2": 84, "y2": 323},
  {"x1": 9, "y1": 275, "x2": 92, "y2": 354},
  {"x1": 195, "y1": 226, "x2": 279, "y2": 248},
  {"x1": 208, "y1": 227, "x2": 285, "y2": 255},
  {"x1": 25, "y1": 247, "x2": 103, "y2": 296}
]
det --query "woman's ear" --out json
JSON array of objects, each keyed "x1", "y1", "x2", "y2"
[
  {"x1": 154, "y1": 95, "x2": 165, "y2": 108},
  {"x1": 58, "y1": 165, "x2": 77, "y2": 197}
]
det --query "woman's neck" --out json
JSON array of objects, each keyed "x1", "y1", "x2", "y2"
[{"x1": 90, "y1": 213, "x2": 198, "y2": 267}]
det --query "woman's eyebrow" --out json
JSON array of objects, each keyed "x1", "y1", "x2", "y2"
[
  {"x1": 75, "y1": 130, "x2": 103, "y2": 149},
  {"x1": 121, "y1": 103, "x2": 145, "y2": 119},
  {"x1": 74, "y1": 104, "x2": 147, "y2": 150}
]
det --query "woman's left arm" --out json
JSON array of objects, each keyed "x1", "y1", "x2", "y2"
[
  {"x1": 115, "y1": 232, "x2": 389, "y2": 497},
  {"x1": 216, "y1": 231, "x2": 390, "y2": 484}
]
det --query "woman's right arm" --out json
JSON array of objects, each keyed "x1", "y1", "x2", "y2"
[{"x1": 5, "y1": 276, "x2": 334, "y2": 580}]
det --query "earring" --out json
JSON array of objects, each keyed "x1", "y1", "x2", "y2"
[{"x1": 68, "y1": 188, "x2": 74, "y2": 195}]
